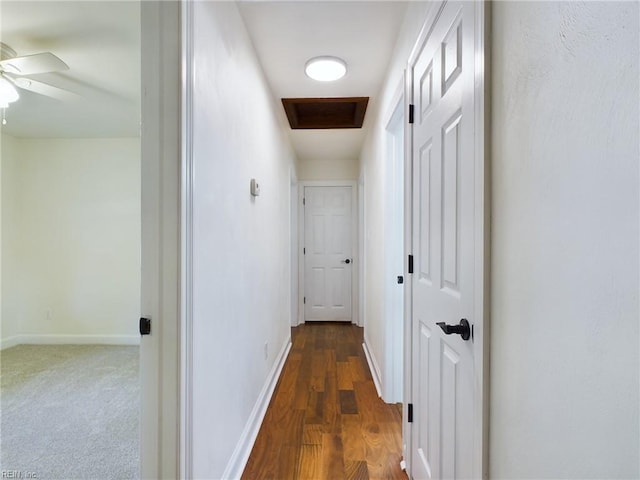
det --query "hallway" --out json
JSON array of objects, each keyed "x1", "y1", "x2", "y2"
[{"x1": 242, "y1": 323, "x2": 405, "y2": 480}]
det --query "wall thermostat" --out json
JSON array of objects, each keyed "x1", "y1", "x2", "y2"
[{"x1": 250, "y1": 178, "x2": 260, "y2": 196}]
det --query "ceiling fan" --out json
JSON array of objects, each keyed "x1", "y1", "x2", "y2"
[{"x1": 0, "y1": 42, "x2": 77, "y2": 108}]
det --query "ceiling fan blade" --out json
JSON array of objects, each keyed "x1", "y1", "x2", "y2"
[
  {"x1": 0, "y1": 52, "x2": 69, "y2": 75},
  {"x1": 11, "y1": 77, "x2": 79, "y2": 102}
]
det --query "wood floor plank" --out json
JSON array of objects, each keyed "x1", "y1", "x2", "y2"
[
  {"x1": 241, "y1": 323, "x2": 406, "y2": 480},
  {"x1": 345, "y1": 460, "x2": 370, "y2": 480},
  {"x1": 337, "y1": 361, "x2": 354, "y2": 390},
  {"x1": 325, "y1": 348, "x2": 337, "y2": 373},
  {"x1": 310, "y1": 350, "x2": 327, "y2": 392},
  {"x1": 277, "y1": 445, "x2": 301, "y2": 480},
  {"x1": 305, "y1": 390, "x2": 323, "y2": 424},
  {"x1": 302, "y1": 424, "x2": 323, "y2": 445},
  {"x1": 341, "y1": 414, "x2": 366, "y2": 462},
  {"x1": 348, "y1": 356, "x2": 368, "y2": 382},
  {"x1": 297, "y1": 444, "x2": 322, "y2": 480},
  {"x1": 320, "y1": 433, "x2": 346, "y2": 479},
  {"x1": 339, "y1": 389, "x2": 359, "y2": 414},
  {"x1": 322, "y1": 368, "x2": 339, "y2": 433}
]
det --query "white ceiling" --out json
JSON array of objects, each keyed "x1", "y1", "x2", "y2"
[
  {"x1": 238, "y1": 1, "x2": 408, "y2": 163},
  {"x1": 0, "y1": 1, "x2": 140, "y2": 138},
  {"x1": 0, "y1": 0, "x2": 408, "y2": 165}
]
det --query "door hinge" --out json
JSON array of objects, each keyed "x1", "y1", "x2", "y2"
[
  {"x1": 303, "y1": 247, "x2": 306, "y2": 255},
  {"x1": 139, "y1": 317, "x2": 151, "y2": 336},
  {"x1": 304, "y1": 297, "x2": 306, "y2": 304},
  {"x1": 408, "y1": 403, "x2": 413, "y2": 423},
  {"x1": 303, "y1": 197, "x2": 306, "y2": 205},
  {"x1": 408, "y1": 254, "x2": 414, "y2": 274},
  {"x1": 408, "y1": 104, "x2": 415, "y2": 124}
]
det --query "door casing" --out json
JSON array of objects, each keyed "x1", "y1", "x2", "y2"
[
  {"x1": 140, "y1": 1, "x2": 181, "y2": 478},
  {"x1": 384, "y1": 80, "x2": 406, "y2": 404}
]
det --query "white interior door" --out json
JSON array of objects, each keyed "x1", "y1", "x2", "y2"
[
  {"x1": 304, "y1": 186, "x2": 353, "y2": 322},
  {"x1": 409, "y1": 1, "x2": 486, "y2": 478}
]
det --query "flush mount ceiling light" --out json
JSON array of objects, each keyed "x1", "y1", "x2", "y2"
[{"x1": 305, "y1": 56, "x2": 347, "y2": 82}]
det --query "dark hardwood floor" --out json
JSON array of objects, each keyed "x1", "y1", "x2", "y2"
[{"x1": 242, "y1": 322, "x2": 406, "y2": 480}]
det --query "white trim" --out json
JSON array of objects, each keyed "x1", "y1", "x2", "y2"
[
  {"x1": 290, "y1": 168, "x2": 299, "y2": 327},
  {"x1": 140, "y1": 3, "x2": 182, "y2": 478},
  {"x1": 472, "y1": 2, "x2": 490, "y2": 478},
  {"x1": 362, "y1": 340, "x2": 382, "y2": 398},
  {"x1": 385, "y1": 78, "x2": 405, "y2": 133},
  {"x1": 298, "y1": 180, "x2": 359, "y2": 324},
  {"x1": 1, "y1": 334, "x2": 140, "y2": 349},
  {"x1": 180, "y1": 0, "x2": 194, "y2": 478},
  {"x1": 1, "y1": 336, "x2": 21, "y2": 350},
  {"x1": 383, "y1": 82, "x2": 405, "y2": 404},
  {"x1": 358, "y1": 174, "x2": 365, "y2": 328},
  {"x1": 222, "y1": 338, "x2": 292, "y2": 480},
  {"x1": 403, "y1": 63, "x2": 414, "y2": 473}
]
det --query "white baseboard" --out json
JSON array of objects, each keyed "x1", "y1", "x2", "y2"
[
  {"x1": 222, "y1": 337, "x2": 292, "y2": 479},
  {"x1": 362, "y1": 338, "x2": 383, "y2": 398},
  {"x1": 0, "y1": 334, "x2": 140, "y2": 350},
  {"x1": 1, "y1": 335, "x2": 21, "y2": 351}
]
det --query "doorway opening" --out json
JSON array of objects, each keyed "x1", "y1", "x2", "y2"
[{"x1": 0, "y1": 1, "x2": 143, "y2": 477}]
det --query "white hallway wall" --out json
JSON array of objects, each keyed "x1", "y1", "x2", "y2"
[
  {"x1": 298, "y1": 157, "x2": 358, "y2": 181},
  {"x1": 490, "y1": 2, "x2": 639, "y2": 478},
  {"x1": 188, "y1": 2, "x2": 297, "y2": 477},
  {"x1": 1, "y1": 135, "x2": 141, "y2": 348},
  {"x1": 0, "y1": 133, "x2": 20, "y2": 343}
]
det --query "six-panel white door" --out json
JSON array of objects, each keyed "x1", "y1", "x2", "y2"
[
  {"x1": 304, "y1": 186, "x2": 353, "y2": 322},
  {"x1": 410, "y1": 1, "x2": 480, "y2": 478}
]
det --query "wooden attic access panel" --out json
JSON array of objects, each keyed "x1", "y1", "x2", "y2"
[{"x1": 281, "y1": 97, "x2": 369, "y2": 129}]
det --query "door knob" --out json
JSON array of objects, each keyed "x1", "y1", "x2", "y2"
[
  {"x1": 436, "y1": 318, "x2": 471, "y2": 341},
  {"x1": 341, "y1": 258, "x2": 351, "y2": 264}
]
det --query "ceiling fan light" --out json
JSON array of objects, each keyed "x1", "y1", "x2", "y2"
[
  {"x1": 0, "y1": 78, "x2": 19, "y2": 104},
  {"x1": 305, "y1": 56, "x2": 347, "y2": 82}
]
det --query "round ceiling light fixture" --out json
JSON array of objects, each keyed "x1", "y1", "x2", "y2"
[{"x1": 305, "y1": 56, "x2": 347, "y2": 82}]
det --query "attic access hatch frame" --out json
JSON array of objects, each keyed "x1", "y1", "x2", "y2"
[{"x1": 281, "y1": 97, "x2": 369, "y2": 129}]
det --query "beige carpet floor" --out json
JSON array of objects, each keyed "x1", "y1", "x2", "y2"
[{"x1": 1, "y1": 345, "x2": 139, "y2": 480}]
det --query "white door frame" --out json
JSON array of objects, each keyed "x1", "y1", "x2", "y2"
[
  {"x1": 140, "y1": 1, "x2": 181, "y2": 478},
  {"x1": 403, "y1": 1, "x2": 490, "y2": 478},
  {"x1": 402, "y1": 66, "x2": 415, "y2": 474},
  {"x1": 358, "y1": 175, "x2": 365, "y2": 329},
  {"x1": 383, "y1": 79, "x2": 406, "y2": 404},
  {"x1": 290, "y1": 168, "x2": 299, "y2": 326},
  {"x1": 180, "y1": 0, "x2": 193, "y2": 478},
  {"x1": 298, "y1": 181, "x2": 359, "y2": 325}
]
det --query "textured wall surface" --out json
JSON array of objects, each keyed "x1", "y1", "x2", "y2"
[
  {"x1": 297, "y1": 158, "x2": 359, "y2": 181},
  {"x1": 491, "y1": 2, "x2": 639, "y2": 477},
  {"x1": 189, "y1": 2, "x2": 297, "y2": 477}
]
